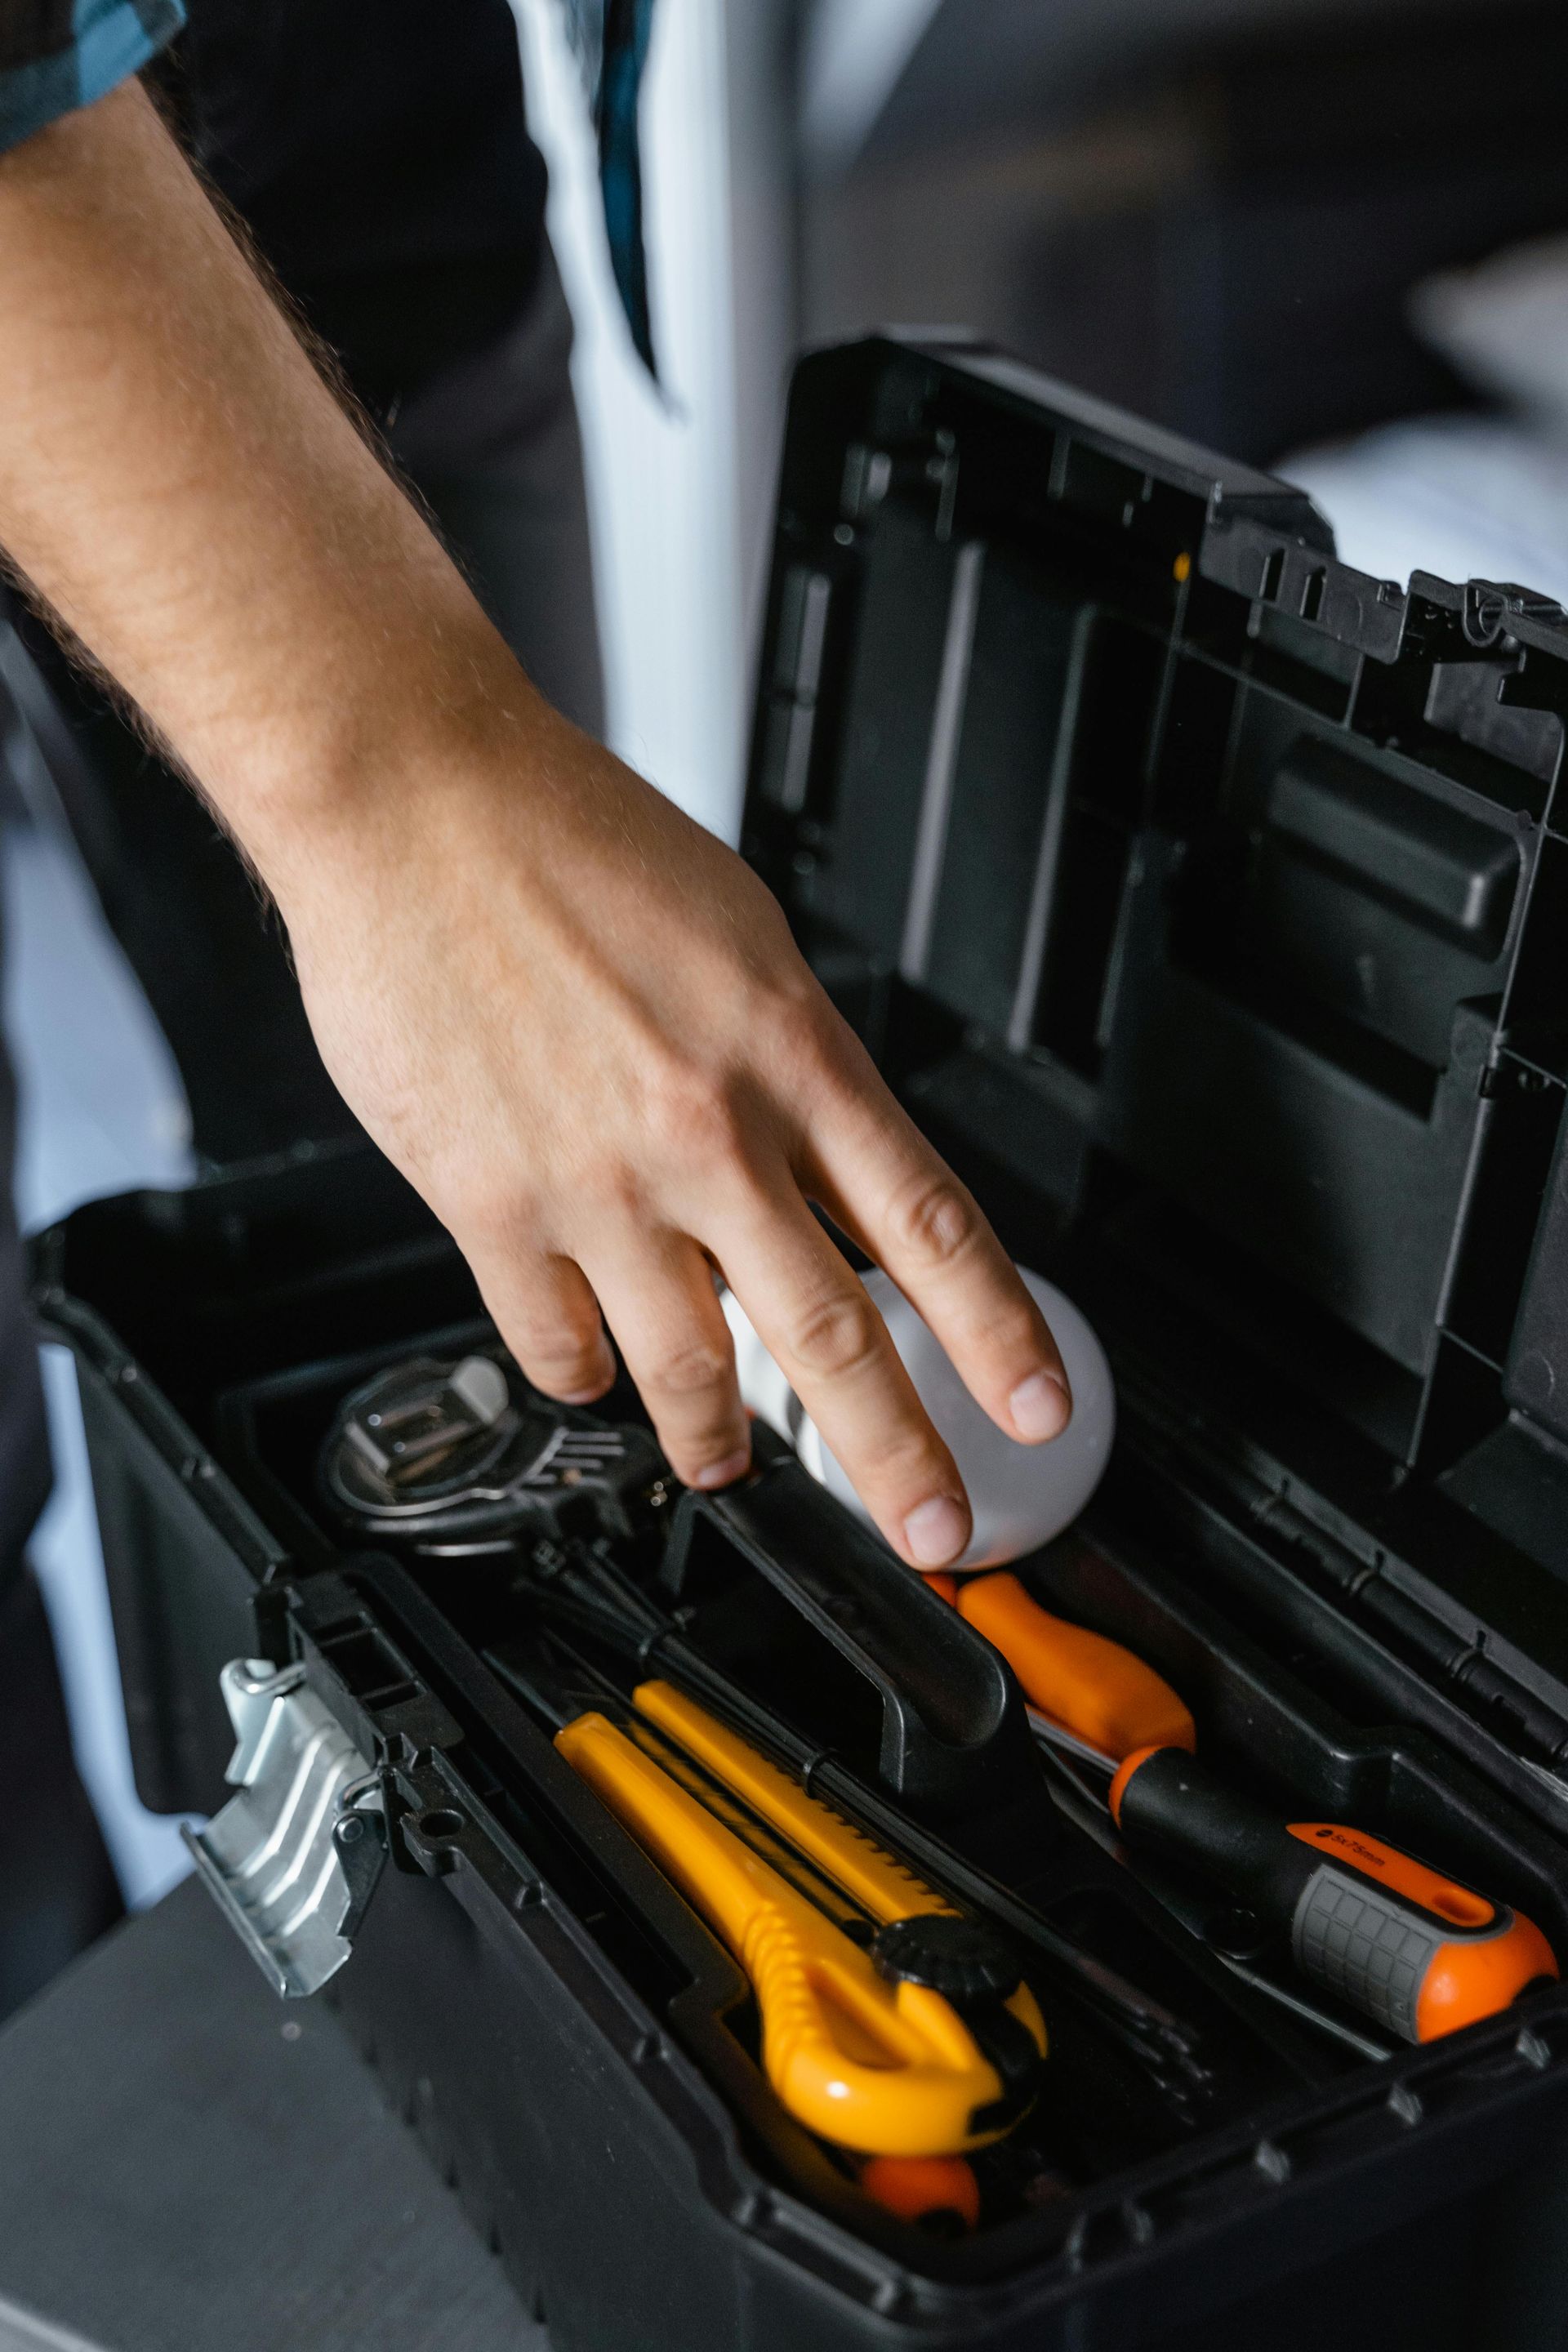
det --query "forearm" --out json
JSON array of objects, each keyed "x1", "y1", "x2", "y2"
[{"x1": 0, "y1": 79, "x2": 523, "y2": 888}]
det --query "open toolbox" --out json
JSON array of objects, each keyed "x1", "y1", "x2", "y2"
[{"x1": 32, "y1": 336, "x2": 1568, "y2": 2349}]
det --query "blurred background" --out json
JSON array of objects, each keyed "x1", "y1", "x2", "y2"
[{"x1": 7, "y1": 0, "x2": 1568, "y2": 1936}]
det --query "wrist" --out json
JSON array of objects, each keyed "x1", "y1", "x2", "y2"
[{"x1": 207, "y1": 600, "x2": 549, "y2": 911}]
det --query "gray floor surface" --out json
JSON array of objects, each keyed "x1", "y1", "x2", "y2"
[{"x1": 0, "y1": 1878, "x2": 544, "y2": 2352}]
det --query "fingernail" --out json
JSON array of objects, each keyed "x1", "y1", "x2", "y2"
[
  {"x1": 1009, "y1": 1370, "x2": 1071, "y2": 1441},
  {"x1": 693, "y1": 1447, "x2": 751, "y2": 1490},
  {"x1": 903, "y1": 1494, "x2": 969, "y2": 1568}
]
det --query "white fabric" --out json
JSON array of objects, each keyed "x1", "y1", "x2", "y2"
[
  {"x1": 1412, "y1": 233, "x2": 1568, "y2": 425},
  {"x1": 1279, "y1": 227, "x2": 1568, "y2": 601},
  {"x1": 1281, "y1": 412, "x2": 1568, "y2": 606}
]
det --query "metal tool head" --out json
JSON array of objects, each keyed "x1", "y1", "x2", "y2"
[{"x1": 320, "y1": 1352, "x2": 668, "y2": 1552}]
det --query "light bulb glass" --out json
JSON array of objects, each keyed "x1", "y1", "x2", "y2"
[{"x1": 723, "y1": 1266, "x2": 1115, "y2": 1569}]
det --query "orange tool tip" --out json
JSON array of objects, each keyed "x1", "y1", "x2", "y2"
[
  {"x1": 918, "y1": 1570, "x2": 960, "y2": 1606},
  {"x1": 1107, "y1": 1742, "x2": 1167, "y2": 1829},
  {"x1": 859, "y1": 2154, "x2": 981, "y2": 2234}
]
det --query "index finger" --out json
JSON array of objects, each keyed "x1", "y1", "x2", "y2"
[
  {"x1": 806, "y1": 1066, "x2": 1071, "y2": 1447},
  {"x1": 710, "y1": 1173, "x2": 974, "y2": 1570}
]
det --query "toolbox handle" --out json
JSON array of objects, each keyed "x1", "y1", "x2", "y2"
[{"x1": 660, "y1": 1459, "x2": 1037, "y2": 1815}]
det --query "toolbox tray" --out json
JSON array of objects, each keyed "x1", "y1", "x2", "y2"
[{"x1": 33, "y1": 336, "x2": 1568, "y2": 2350}]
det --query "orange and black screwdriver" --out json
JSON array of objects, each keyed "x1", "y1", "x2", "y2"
[
  {"x1": 952, "y1": 1571, "x2": 1195, "y2": 1763},
  {"x1": 1109, "y1": 1744, "x2": 1558, "y2": 2046},
  {"x1": 917, "y1": 1566, "x2": 1196, "y2": 1765}
]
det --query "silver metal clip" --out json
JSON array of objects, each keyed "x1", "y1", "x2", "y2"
[{"x1": 183, "y1": 1658, "x2": 386, "y2": 1998}]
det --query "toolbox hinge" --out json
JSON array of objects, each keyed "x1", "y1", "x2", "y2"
[
  {"x1": 1250, "y1": 1490, "x2": 1568, "y2": 1774},
  {"x1": 183, "y1": 1658, "x2": 389, "y2": 1998},
  {"x1": 1124, "y1": 1367, "x2": 1568, "y2": 1779}
]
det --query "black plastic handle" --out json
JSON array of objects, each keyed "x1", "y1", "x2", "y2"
[{"x1": 659, "y1": 1455, "x2": 1037, "y2": 1816}]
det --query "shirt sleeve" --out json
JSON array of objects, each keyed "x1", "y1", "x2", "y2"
[{"x1": 0, "y1": 0, "x2": 185, "y2": 158}]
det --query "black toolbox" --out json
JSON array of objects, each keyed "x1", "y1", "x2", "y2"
[{"x1": 34, "y1": 336, "x2": 1568, "y2": 2350}]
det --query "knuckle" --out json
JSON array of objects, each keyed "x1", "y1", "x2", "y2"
[
  {"x1": 872, "y1": 1427, "x2": 951, "y2": 1491},
  {"x1": 646, "y1": 1062, "x2": 747, "y2": 1169},
  {"x1": 508, "y1": 1319, "x2": 605, "y2": 1393},
  {"x1": 664, "y1": 1419, "x2": 744, "y2": 1470},
  {"x1": 517, "y1": 1325, "x2": 600, "y2": 1377},
  {"x1": 452, "y1": 1181, "x2": 537, "y2": 1253},
  {"x1": 530, "y1": 1365, "x2": 610, "y2": 1404},
  {"x1": 787, "y1": 1286, "x2": 882, "y2": 1383},
  {"x1": 578, "y1": 1157, "x2": 646, "y2": 1223},
  {"x1": 766, "y1": 987, "x2": 842, "y2": 1085},
  {"x1": 985, "y1": 1297, "x2": 1045, "y2": 1361},
  {"x1": 645, "y1": 1334, "x2": 732, "y2": 1399},
  {"x1": 889, "y1": 1171, "x2": 979, "y2": 1268},
  {"x1": 691, "y1": 1094, "x2": 749, "y2": 1170}
]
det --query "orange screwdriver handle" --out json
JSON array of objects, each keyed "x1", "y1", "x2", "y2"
[
  {"x1": 556, "y1": 1708, "x2": 1045, "y2": 2155},
  {"x1": 956, "y1": 1572, "x2": 1196, "y2": 1762}
]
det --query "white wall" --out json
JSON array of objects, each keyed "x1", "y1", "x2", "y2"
[{"x1": 798, "y1": 0, "x2": 943, "y2": 169}]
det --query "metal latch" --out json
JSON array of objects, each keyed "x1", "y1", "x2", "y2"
[{"x1": 183, "y1": 1658, "x2": 387, "y2": 1998}]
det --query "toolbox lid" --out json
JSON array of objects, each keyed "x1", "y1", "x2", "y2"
[{"x1": 742, "y1": 336, "x2": 1568, "y2": 1717}]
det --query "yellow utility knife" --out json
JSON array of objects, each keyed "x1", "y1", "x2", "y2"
[{"x1": 555, "y1": 1679, "x2": 1045, "y2": 2158}]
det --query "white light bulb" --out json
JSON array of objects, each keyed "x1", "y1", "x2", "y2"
[{"x1": 722, "y1": 1265, "x2": 1115, "y2": 1570}]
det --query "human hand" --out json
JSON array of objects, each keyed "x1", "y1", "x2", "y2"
[
  {"x1": 0, "y1": 87, "x2": 1067, "y2": 1568},
  {"x1": 274, "y1": 689, "x2": 1071, "y2": 1570}
]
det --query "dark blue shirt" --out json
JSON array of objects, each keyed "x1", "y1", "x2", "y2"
[{"x1": 1, "y1": 0, "x2": 552, "y2": 414}]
